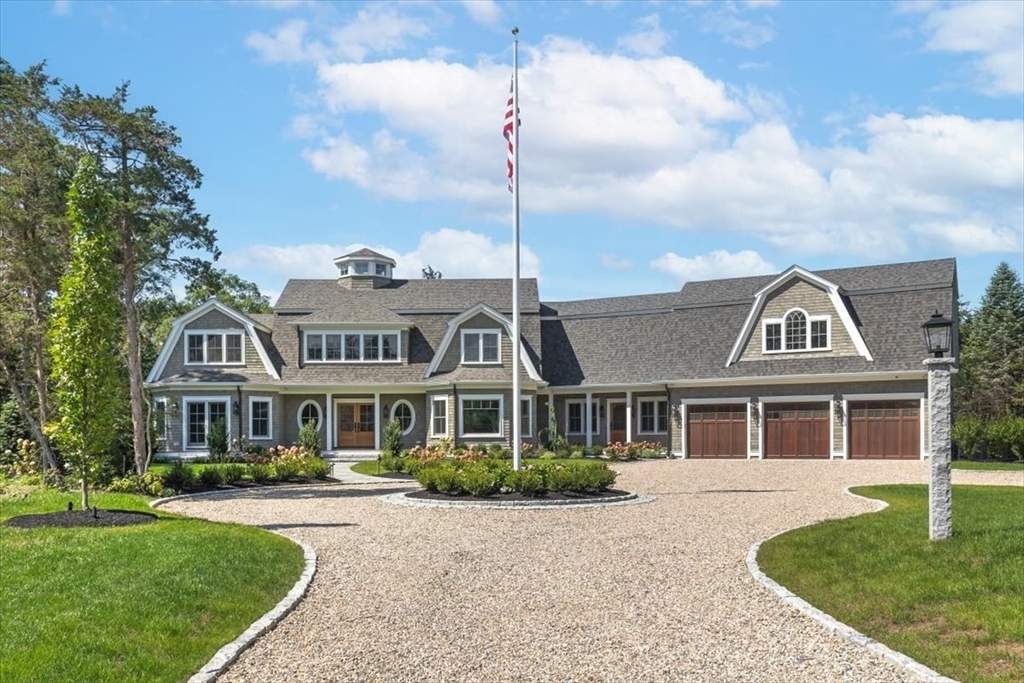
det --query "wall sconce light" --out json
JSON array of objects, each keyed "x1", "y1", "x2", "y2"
[
  {"x1": 383, "y1": 404, "x2": 390, "y2": 420},
  {"x1": 834, "y1": 397, "x2": 845, "y2": 425},
  {"x1": 749, "y1": 398, "x2": 759, "y2": 425},
  {"x1": 170, "y1": 400, "x2": 180, "y2": 417}
]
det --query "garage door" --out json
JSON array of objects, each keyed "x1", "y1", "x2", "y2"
[
  {"x1": 687, "y1": 404, "x2": 747, "y2": 458},
  {"x1": 849, "y1": 400, "x2": 920, "y2": 459},
  {"x1": 764, "y1": 403, "x2": 830, "y2": 459}
]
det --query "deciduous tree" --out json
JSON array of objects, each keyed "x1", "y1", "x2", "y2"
[{"x1": 49, "y1": 156, "x2": 123, "y2": 508}]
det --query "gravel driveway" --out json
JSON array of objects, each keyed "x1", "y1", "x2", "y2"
[{"x1": 164, "y1": 461, "x2": 1023, "y2": 683}]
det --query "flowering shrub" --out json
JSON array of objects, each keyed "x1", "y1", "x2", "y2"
[
  {"x1": 107, "y1": 470, "x2": 165, "y2": 496},
  {"x1": 453, "y1": 444, "x2": 488, "y2": 463},
  {"x1": 1, "y1": 439, "x2": 39, "y2": 478},
  {"x1": 604, "y1": 441, "x2": 667, "y2": 460}
]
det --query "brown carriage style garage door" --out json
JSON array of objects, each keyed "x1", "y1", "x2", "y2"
[
  {"x1": 687, "y1": 404, "x2": 747, "y2": 458},
  {"x1": 849, "y1": 400, "x2": 920, "y2": 459},
  {"x1": 764, "y1": 403, "x2": 830, "y2": 459}
]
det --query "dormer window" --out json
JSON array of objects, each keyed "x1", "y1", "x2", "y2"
[
  {"x1": 763, "y1": 310, "x2": 830, "y2": 353},
  {"x1": 376, "y1": 263, "x2": 387, "y2": 276},
  {"x1": 185, "y1": 332, "x2": 244, "y2": 365},
  {"x1": 462, "y1": 330, "x2": 500, "y2": 364},
  {"x1": 305, "y1": 331, "x2": 400, "y2": 363}
]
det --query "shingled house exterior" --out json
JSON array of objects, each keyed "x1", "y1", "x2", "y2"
[{"x1": 145, "y1": 249, "x2": 958, "y2": 461}]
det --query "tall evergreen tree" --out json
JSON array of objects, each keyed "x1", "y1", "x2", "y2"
[
  {"x1": 958, "y1": 263, "x2": 1024, "y2": 419},
  {"x1": 49, "y1": 156, "x2": 123, "y2": 508},
  {"x1": 0, "y1": 59, "x2": 72, "y2": 474},
  {"x1": 58, "y1": 83, "x2": 217, "y2": 474}
]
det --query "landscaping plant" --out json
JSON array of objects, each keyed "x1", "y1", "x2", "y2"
[
  {"x1": 207, "y1": 418, "x2": 228, "y2": 462},
  {"x1": 382, "y1": 417, "x2": 403, "y2": 457},
  {"x1": 298, "y1": 419, "x2": 321, "y2": 457}
]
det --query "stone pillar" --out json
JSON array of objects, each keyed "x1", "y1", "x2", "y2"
[{"x1": 925, "y1": 357, "x2": 955, "y2": 541}]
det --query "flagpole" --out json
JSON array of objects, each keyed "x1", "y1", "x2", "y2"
[{"x1": 511, "y1": 27, "x2": 522, "y2": 472}]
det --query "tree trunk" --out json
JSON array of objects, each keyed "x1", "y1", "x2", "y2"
[
  {"x1": 123, "y1": 236, "x2": 149, "y2": 475},
  {"x1": 81, "y1": 462, "x2": 89, "y2": 510},
  {"x1": 0, "y1": 358, "x2": 61, "y2": 479},
  {"x1": 27, "y1": 287, "x2": 60, "y2": 473}
]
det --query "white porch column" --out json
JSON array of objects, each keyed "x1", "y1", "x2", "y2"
[
  {"x1": 625, "y1": 390, "x2": 633, "y2": 443},
  {"x1": 585, "y1": 391, "x2": 593, "y2": 448},
  {"x1": 374, "y1": 392, "x2": 381, "y2": 451},
  {"x1": 325, "y1": 393, "x2": 333, "y2": 451}
]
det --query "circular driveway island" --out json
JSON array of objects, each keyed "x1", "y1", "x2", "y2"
[{"x1": 163, "y1": 461, "x2": 1022, "y2": 683}]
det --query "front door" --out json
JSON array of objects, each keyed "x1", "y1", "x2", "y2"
[
  {"x1": 337, "y1": 403, "x2": 375, "y2": 449},
  {"x1": 609, "y1": 403, "x2": 627, "y2": 444}
]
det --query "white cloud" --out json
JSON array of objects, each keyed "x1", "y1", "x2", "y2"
[
  {"x1": 600, "y1": 254, "x2": 633, "y2": 270},
  {"x1": 329, "y1": 5, "x2": 431, "y2": 62},
  {"x1": 651, "y1": 250, "x2": 777, "y2": 284},
  {"x1": 251, "y1": 25, "x2": 1023, "y2": 261},
  {"x1": 918, "y1": 0, "x2": 1024, "y2": 95},
  {"x1": 221, "y1": 229, "x2": 542, "y2": 284},
  {"x1": 912, "y1": 221, "x2": 1023, "y2": 254},
  {"x1": 245, "y1": 19, "x2": 314, "y2": 64},
  {"x1": 52, "y1": 0, "x2": 71, "y2": 16},
  {"x1": 461, "y1": 0, "x2": 501, "y2": 26},
  {"x1": 241, "y1": 0, "x2": 315, "y2": 9},
  {"x1": 617, "y1": 14, "x2": 670, "y2": 58},
  {"x1": 701, "y1": 2, "x2": 775, "y2": 49}
]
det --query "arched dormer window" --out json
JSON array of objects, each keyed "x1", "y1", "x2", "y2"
[
  {"x1": 785, "y1": 310, "x2": 807, "y2": 350},
  {"x1": 763, "y1": 308, "x2": 831, "y2": 354}
]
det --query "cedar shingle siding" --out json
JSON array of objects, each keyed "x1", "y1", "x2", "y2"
[{"x1": 146, "y1": 259, "x2": 955, "y2": 459}]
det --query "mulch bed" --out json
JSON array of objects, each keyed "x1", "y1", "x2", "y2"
[
  {"x1": 407, "y1": 488, "x2": 632, "y2": 503},
  {"x1": 4, "y1": 509, "x2": 159, "y2": 529}
]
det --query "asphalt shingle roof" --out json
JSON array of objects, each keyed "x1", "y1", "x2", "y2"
[{"x1": 275, "y1": 278, "x2": 540, "y2": 313}]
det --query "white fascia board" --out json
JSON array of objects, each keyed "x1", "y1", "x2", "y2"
[
  {"x1": 145, "y1": 299, "x2": 279, "y2": 382},
  {"x1": 725, "y1": 266, "x2": 873, "y2": 366},
  {"x1": 667, "y1": 370, "x2": 927, "y2": 388},
  {"x1": 423, "y1": 303, "x2": 541, "y2": 381}
]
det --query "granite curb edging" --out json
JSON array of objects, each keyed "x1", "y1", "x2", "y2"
[
  {"x1": 150, "y1": 495, "x2": 319, "y2": 683},
  {"x1": 745, "y1": 487, "x2": 958, "y2": 683},
  {"x1": 380, "y1": 490, "x2": 654, "y2": 510}
]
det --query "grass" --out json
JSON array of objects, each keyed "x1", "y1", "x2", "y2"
[
  {"x1": 349, "y1": 456, "x2": 594, "y2": 477},
  {"x1": 149, "y1": 461, "x2": 239, "y2": 475},
  {"x1": 758, "y1": 485, "x2": 1024, "y2": 683},
  {"x1": 952, "y1": 460, "x2": 1024, "y2": 471},
  {"x1": 0, "y1": 482, "x2": 305, "y2": 683}
]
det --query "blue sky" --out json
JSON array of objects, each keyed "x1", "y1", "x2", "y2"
[{"x1": 2, "y1": 0, "x2": 1021, "y2": 308}]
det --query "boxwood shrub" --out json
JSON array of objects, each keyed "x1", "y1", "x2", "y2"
[{"x1": 414, "y1": 458, "x2": 617, "y2": 497}]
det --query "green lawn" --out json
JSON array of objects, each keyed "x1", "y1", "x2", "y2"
[
  {"x1": 348, "y1": 456, "x2": 594, "y2": 477},
  {"x1": 758, "y1": 485, "x2": 1024, "y2": 683},
  {"x1": 952, "y1": 460, "x2": 1024, "y2": 471},
  {"x1": 0, "y1": 483, "x2": 304, "y2": 683}
]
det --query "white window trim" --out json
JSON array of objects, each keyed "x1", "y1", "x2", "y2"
[
  {"x1": 430, "y1": 397, "x2": 448, "y2": 438},
  {"x1": 458, "y1": 394, "x2": 504, "y2": 438},
  {"x1": 637, "y1": 398, "x2": 669, "y2": 435},
  {"x1": 762, "y1": 309, "x2": 832, "y2": 354},
  {"x1": 182, "y1": 396, "x2": 231, "y2": 450},
  {"x1": 520, "y1": 395, "x2": 533, "y2": 438},
  {"x1": 303, "y1": 330, "x2": 401, "y2": 364},
  {"x1": 296, "y1": 399, "x2": 323, "y2": 430},
  {"x1": 391, "y1": 399, "x2": 416, "y2": 436},
  {"x1": 248, "y1": 396, "x2": 273, "y2": 440},
  {"x1": 153, "y1": 397, "x2": 169, "y2": 442},
  {"x1": 460, "y1": 329, "x2": 502, "y2": 365},
  {"x1": 183, "y1": 330, "x2": 246, "y2": 366},
  {"x1": 565, "y1": 400, "x2": 599, "y2": 436}
]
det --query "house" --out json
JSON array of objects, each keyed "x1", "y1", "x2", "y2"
[{"x1": 145, "y1": 249, "x2": 958, "y2": 461}]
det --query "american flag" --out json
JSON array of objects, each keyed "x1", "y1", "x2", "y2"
[{"x1": 503, "y1": 78, "x2": 515, "y2": 193}]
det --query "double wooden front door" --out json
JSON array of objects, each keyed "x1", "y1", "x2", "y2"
[{"x1": 337, "y1": 403, "x2": 375, "y2": 449}]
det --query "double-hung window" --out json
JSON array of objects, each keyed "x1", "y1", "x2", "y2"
[
  {"x1": 462, "y1": 330, "x2": 500, "y2": 364},
  {"x1": 305, "y1": 332, "x2": 401, "y2": 362},
  {"x1": 638, "y1": 399, "x2": 668, "y2": 434},
  {"x1": 431, "y1": 398, "x2": 448, "y2": 437},
  {"x1": 249, "y1": 397, "x2": 272, "y2": 440},
  {"x1": 566, "y1": 401, "x2": 599, "y2": 435},
  {"x1": 185, "y1": 332, "x2": 244, "y2": 365},
  {"x1": 520, "y1": 397, "x2": 532, "y2": 437}
]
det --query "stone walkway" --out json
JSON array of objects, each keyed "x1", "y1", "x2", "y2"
[
  {"x1": 329, "y1": 461, "x2": 390, "y2": 484},
  {"x1": 163, "y1": 461, "x2": 1022, "y2": 683}
]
